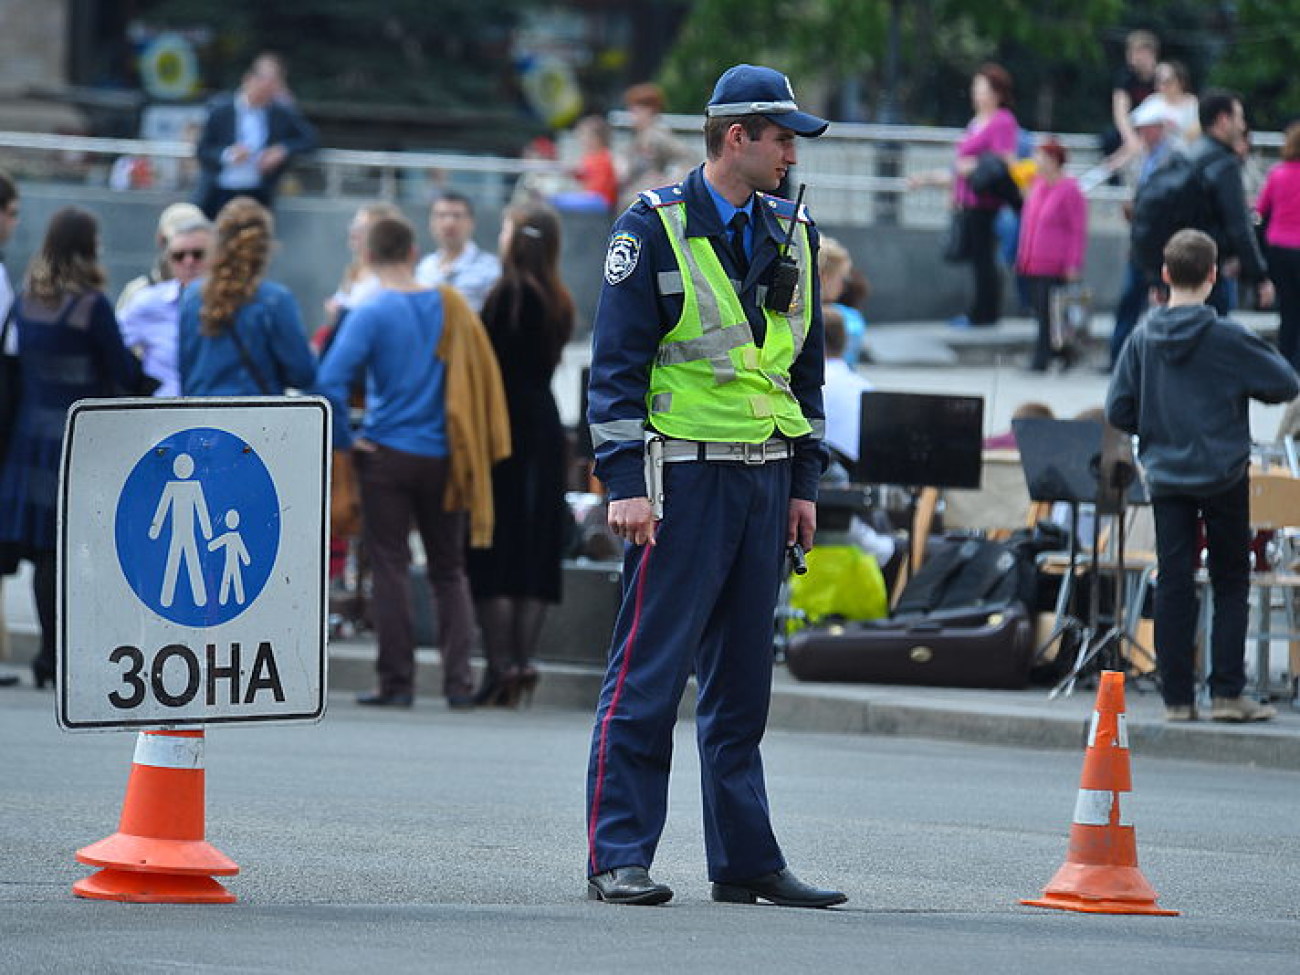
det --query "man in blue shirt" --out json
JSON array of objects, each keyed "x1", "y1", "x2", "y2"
[{"x1": 315, "y1": 215, "x2": 477, "y2": 709}]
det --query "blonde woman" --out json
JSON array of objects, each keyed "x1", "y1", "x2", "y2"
[{"x1": 178, "y1": 196, "x2": 315, "y2": 395}]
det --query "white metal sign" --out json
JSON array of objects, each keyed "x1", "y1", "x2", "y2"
[{"x1": 57, "y1": 397, "x2": 330, "y2": 731}]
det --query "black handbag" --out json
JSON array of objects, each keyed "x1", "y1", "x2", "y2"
[
  {"x1": 942, "y1": 210, "x2": 971, "y2": 264},
  {"x1": 968, "y1": 153, "x2": 1023, "y2": 211}
]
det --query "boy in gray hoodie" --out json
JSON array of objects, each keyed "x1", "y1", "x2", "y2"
[{"x1": 1107, "y1": 228, "x2": 1299, "y2": 722}]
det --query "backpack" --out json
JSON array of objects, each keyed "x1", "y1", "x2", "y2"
[
  {"x1": 893, "y1": 537, "x2": 1033, "y2": 617},
  {"x1": 1129, "y1": 150, "x2": 1215, "y2": 277},
  {"x1": 891, "y1": 523, "x2": 1066, "y2": 618}
]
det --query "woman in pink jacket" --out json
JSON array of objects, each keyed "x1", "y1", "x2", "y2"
[
  {"x1": 1016, "y1": 138, "x2": 1087, "y2": 372},
  {"x1": 1255, "y1": 121, "x2": 1300, "y2": 370}
]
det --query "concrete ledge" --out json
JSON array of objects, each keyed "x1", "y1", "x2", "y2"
[{"x1": 10, "y1": 626, "x2": 1299, "y2": 770}]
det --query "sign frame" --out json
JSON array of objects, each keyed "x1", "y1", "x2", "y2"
[{"x1": 57, "y1": 396, "x2": 331, "y2": 731}]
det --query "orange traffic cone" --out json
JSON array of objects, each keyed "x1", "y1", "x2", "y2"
[
  {"x1": 73, "y1": 729, "x2": 239, "y2": 903},
  {"x1": 1022, "y1": 670, "x2": 1178, "y2": 916}
]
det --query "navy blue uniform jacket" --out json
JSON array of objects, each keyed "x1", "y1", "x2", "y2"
[
  {"x1": 194, "y1": 95, "x2": 318, "y2": 212},
  {"x1": 586, "y1": 165, "x2": 827, "y2": 502}
]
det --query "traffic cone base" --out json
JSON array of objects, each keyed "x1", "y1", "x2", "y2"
[
  {"x1": 1021, "y1": 671, "x2": 1179, "y2": 917},
  {"x1": 73, "y1": 868, "x2": 235, "y2": 904},
  {"x1": 73, "y1": 730, "x2": 240, "y2": 904},
  {"x1": 76, "y1": 833, "x2": 238, "y2": 876}
]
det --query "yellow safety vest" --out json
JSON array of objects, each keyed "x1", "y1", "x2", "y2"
[{"x1": 646, "y1": 200, "x2": 814, "y2": 443}]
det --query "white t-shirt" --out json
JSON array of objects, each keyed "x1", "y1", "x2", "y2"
[{"x1": 823, "y1": 356, "x2": 872, "y2": 462}]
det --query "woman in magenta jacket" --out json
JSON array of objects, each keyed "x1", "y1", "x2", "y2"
[
  {"x1": 1256, "y1": 121, "x2": 1300, "y2": 371},
  {"x1": 1016, "y1": 138, "x2": 1088, "y2": 372}
]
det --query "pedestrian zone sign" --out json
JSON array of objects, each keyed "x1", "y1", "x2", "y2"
[{"x1": 57, "y1": 397, "x2": 330, "y2": 731}]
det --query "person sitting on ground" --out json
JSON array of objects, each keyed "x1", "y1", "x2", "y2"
[
  {"x1": 1106, "y1": 228, "x2": 1299, "y2": 724},
  {"x1": 817, "y1": 236, "x2": 867, "y2": 366},
  {"x1": 983, "y1": 401, "x2": 1054, "y2": 450},
  {"x1": 820, "y1": 305, "x2": 871, "y2": 472}
]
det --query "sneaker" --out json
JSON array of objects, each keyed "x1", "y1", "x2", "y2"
[
  {"x1": 1210, "y1": 696, "x2": 1277, "y2": 723},
  {"x1": 1164, "y1": 705, "x2": 1197, "y2": 722}
]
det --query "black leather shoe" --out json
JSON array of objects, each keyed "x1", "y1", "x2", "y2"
[
  {"x1": 712, "y1": 868, "x2": 846, "y2": 908},
  {"x1": 0, "y1": 673, "x2": 19, "y2": 687},
  {"x1": 587, "y1": 866, "x2": 673, "y2": 905},
  {"x1": 356, "y1": 690, "x2": 413, "y2": 707}
]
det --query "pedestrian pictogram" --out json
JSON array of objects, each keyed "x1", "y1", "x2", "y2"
[{"x1": 116, "y1": 428, "x2": 279, "y2": 627}]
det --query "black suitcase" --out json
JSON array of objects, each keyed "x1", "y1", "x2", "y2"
[{"x1": 784, "y1": 603, "x2": 1032, "y2": 690}]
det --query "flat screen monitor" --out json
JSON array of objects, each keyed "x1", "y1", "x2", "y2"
[{"x1": 856, "y1": 391, "x2": 984, "y2": 489}]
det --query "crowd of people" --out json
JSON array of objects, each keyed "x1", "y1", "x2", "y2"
[
  {"x1": 898, "y1": 28, "x2": 1300, "y2": 383},
  {"x1": 0, "y1": 168, "x2": 577, "y2": 709}
]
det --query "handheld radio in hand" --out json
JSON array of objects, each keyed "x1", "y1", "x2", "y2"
[{"x1": 765, "y1": 182, "x2": 806, "y2": 314}]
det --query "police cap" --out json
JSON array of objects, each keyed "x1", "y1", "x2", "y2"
[{"x1": 706, "y1": 64, "x2": 829, "y2": 137}]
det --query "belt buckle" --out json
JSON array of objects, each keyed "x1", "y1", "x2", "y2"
[{"x1": 741, "y1": 442, "x2": 766, "y2": 465}]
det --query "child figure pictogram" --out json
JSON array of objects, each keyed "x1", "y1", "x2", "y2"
[{"x1": 207, "y1": 509, "x2": 251, "y2": 606}]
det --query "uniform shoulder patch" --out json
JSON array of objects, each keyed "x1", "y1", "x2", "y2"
[
  {"x1": 759, "y1": 192, "x2": 812, "y2": 225},
  {"x1": 638, "y1": 183, "x2": 685, "y2": 208},
  {"x1": 604, "y1": 231, "x2": 642, "y2": 286}
]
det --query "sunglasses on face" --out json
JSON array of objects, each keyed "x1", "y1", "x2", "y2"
[{"x1": 169, "y1": 248, "x2": 206, "y2": 262}]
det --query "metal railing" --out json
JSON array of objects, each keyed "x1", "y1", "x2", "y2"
[{"x1": 0, "y1": 118, "x2": 1283, "y2": 230}]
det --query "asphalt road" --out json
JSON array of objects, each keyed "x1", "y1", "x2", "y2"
[{"x1": 2, "y1": 688, "x2": 1299, "y2": 974}]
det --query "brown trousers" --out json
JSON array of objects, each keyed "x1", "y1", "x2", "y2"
[{"x1": 355, "y1": 444, "x2": 475, "y2": 698}]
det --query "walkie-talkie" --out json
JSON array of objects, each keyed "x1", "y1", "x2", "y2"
[{"x1": 765, "y1": 182, "x2": 805, "y2": 313}]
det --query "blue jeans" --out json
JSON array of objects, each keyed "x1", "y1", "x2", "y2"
[
  {"x1": 1110, "y1": 258, "x2": 1148, "y2": 366},
  {"x1": 1151, "y1": 475, "x2": 1251, "y2": 706}
]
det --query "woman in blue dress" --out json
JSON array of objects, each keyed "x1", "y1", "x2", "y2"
[{"x1": 0, "y1": 207, "x2": 152, "y2": 687}]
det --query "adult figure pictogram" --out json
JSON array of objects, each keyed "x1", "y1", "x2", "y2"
[{"x1": 149, "y1": 453, "x2": 213, "y2": 607}]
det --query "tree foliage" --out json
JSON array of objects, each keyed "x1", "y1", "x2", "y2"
[
  {"x1": 658, "y1": 0, "x2": 1121, "y2": 125},
  {"x1": 1208, "y1": 0, "x2": 1300, "y2": 129},
  {"x1": 140, "y1": 0, "x2": 531, "y2": 107}
]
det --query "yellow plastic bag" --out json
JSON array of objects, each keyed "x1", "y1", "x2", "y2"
[{"x1": 786, "y1": 545, "x2": 888, "y2": 633}]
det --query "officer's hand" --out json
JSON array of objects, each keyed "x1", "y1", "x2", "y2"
[
  {"x1": 608, "y1": 497, "x2": 657, "y2": 547},
  {"x1": 787, "y1": 499, "x2": 816, "y2": 552}
]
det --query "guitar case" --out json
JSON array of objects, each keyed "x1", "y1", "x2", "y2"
[{"x1": 784, "y1": 603, "x2": 1033, "y2": 690}]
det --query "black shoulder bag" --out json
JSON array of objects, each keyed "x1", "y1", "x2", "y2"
[{"x1": 226, "y1": 320, "x2": 272, "y2": 395}]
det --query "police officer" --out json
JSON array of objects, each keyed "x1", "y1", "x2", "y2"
[{"x1": 584, "y1": 64, "x2": 844, "y2": 908}]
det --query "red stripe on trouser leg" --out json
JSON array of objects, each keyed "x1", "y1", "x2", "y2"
[{"x1": 587, "y1": 545, "x2": 653, "y2": 875}]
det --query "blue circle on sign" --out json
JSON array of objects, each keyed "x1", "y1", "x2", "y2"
[{"x1": 115, "y1": 427, "x2": 280, "y2": 626}]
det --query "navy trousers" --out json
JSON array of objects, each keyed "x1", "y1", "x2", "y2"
[
  {"x1": 586, "y1": 459, "x2": 790, "y2": 883},
  {"x1": 1151, "y1": 475, "x2": 1252, "y2": 706}
]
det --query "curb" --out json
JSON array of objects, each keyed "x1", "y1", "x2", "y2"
[
  {"x1": 327, "y1": 641, "x2": 1300, "y2": 772},
  {"x1": 9, "y1": 626, "x2": 1298, "y2": 771}
]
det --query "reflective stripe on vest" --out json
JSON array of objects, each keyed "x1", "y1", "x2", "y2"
[{"x1": 646, "y1": 202, "x2": 813, "y2": 442}]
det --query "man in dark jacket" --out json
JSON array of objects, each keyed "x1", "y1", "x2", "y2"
[
  {"x1": 1106, "y1": 229, "x2": 1298, "y2": 723},
  {"x1": 1184, "y1": 89, "x2": 1274, "y2": 314},
  {"x1": 193, "y1": 53, "x2": 317, "y2": 219}
]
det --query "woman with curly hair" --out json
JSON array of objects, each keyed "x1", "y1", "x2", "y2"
[
  {"x1": 178, "y1": 196, "x2": 315, "y2": 395},
  {"x1": 466, "y1": 203, "x2": 574, "y2": 706},
  {"x1": 0, "y1": 207, "x2": 152, "y2": 687}
]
